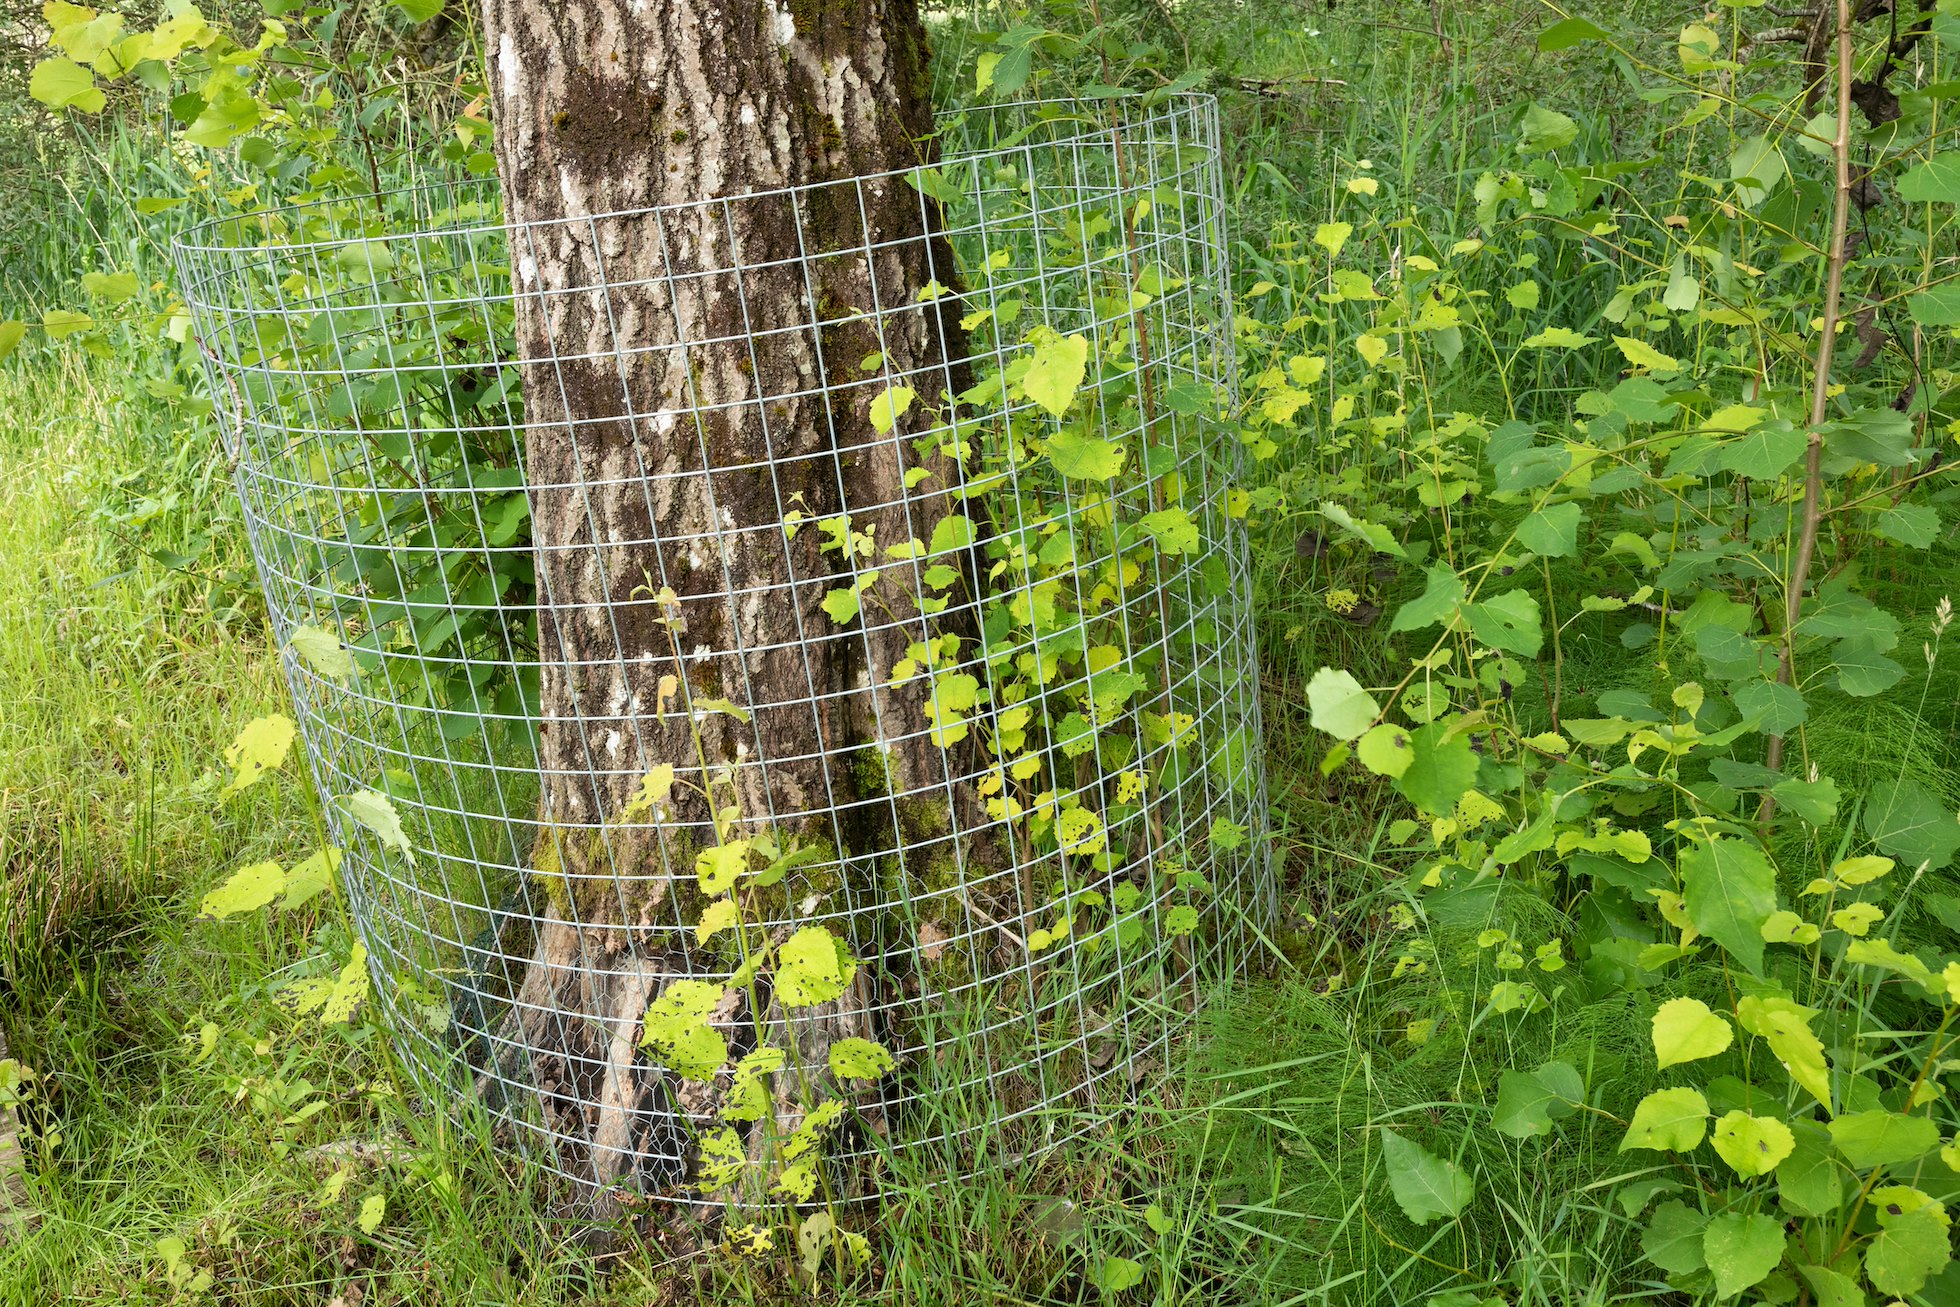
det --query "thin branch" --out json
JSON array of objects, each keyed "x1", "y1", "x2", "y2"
[{"x1": 1763, "y1": 0, "x2": 1855, "y2": 795}]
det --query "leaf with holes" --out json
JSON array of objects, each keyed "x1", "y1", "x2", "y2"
[
  {"x1": 322, "y1": 941, "x2": 370, "y2": 1025},
  {"x1": 776, "y1": 926, "x2": 858, "y2": 1008},
  {"x1": 1710, "y1": 1111, "x2": 1794, "y2": 1178},
  {"x1": 829, "y1": 1037, "x2": 895, "y2": 1082},
  {"x1": 290, "y1": 623, "x2": 355, "y2": 678},
  {"x1": 199, "y1": 861, "x2": 286, "y2": 919},
  {"x1": 223, "y1": 714, "x2": 296, "y2": 796}
]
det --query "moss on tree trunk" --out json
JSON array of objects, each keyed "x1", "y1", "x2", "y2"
[{"x1": 477, "y1": 0, "x2": 974, "y2": 1207}]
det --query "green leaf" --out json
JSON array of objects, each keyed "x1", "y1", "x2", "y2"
[
  {"x1": 1828, "y1": 1111, "x2": 1939, "y2": 1169},
  {"x1": 1874, "y1": 503, "x2": 1939, "y2": 548},
  {"x1": 821, "y1": 584, "x2": 864, "y2": 625},
  {"x1": 1865, "y1": 778, "x2": 1960, "y2": 872},
  {"x1": 290, "y1": 623, "x2": 355, "y2": 678},
  {"x1": 1717, "y1": 421, "x2": 1807, "y2": 480},
  {"x1": 1518, "y1": 103, "x2": 1578, "y2": 153},
  {"x1": 1091, "y1": 1256, "x2": 1145, "y2": 1295},
  {"x1": 639, "y1": 978, "x2": 728, "y2": 1078},
  {"x1": 1642, "y1": 1200, "x2": 1708, "y2": 1275},
  {"x1": 1517, "y1": 501, "x2": 1581, "y2": 557},
  {"x1": 1736, "y1": 995, "x2": 1832, "y2": 1111},
  {"x1": 1797, "y1": 1264, "x2": 1866, "y2": 1307},
  {"x1": 1865, "y1": 1204, "x2": 1952, "y2": 1297},
  {"x1": 1022, "y1": 333, "x2": 1090, "y2": 418},
  {"x1": 28, "y1": 56, "x2": 105, "y2": 112},
  {"x1": 279, "y1": 848, "x2": 341, "y2": 910},
  {"x1": 776, "y1": 926, "x2": 858, "y2": 1008},
  {"x1": 391, "y1": 0, "x2": 443, "y2": 21},
  {"x1": 1522, "y1": 326, "x2": 1598, "y2": 349},
  {"x1": 1379, "y1": 1129, "x2": 1474, "y2": 1225},
  {"x1": 1907, "y1": 284, "x2": 1960, "y2": 327},
  {"x1": 1898, "y1": 151, "x2": 1960, "y2": 204},
  {"x1": 223, "y1": 714, "x2": 296, "y2": 796},
  {"x1": 199, "y1": 860, "x2": 285, "y2": 919},
  {"x1": 41, "y1": 308, "x2": 93, "y2": 338},
  {"x1": 1778, "y1": 1121, "x2": 1844, "y2": 1216},
  {"x1": 927, "y1": 514, "x2": 974, "y2": 556},
  {"x1": 1732, "y1": 679, "x2": 1806, "y2": 734},
  {"x1": 1834, "y1": 633, "x2": 1906, "y2": 698},
  {"x1": 0, "y1": 321, "x2": 24, "y2": 361},
  {"x1": 340, "y1": 789, "x2": 415, "y2": 864},
  {"x1": 828, "y1": 1037, "x2": 895, "y2": 1082},
  {"x1": 1391, "y1": 564, "x2": 1464, "y2": 633},
  {"x1": 1045, "y1": 429, "x2": 1127, "y2": 480},
  {"x1": 1844, "y1": 938, "x2": 1942, "y2": 1001},
  {"x1": 1491, "y1": 1061, "x2": 1584, "y2": 1138},
  {"x1": 79, "y1": 269, "x2": 139, "y2": 302},
  {"x1": 1728, "y1": 136, "x2": 1788, "y2": 207},
  {"x1": 1620, "y1": 1087, "x2": 1709, "y2": 1152},
  {"x1": 182, "y1": 91, "x2": 260, "y2": 149},
  {"x1": 869, "y1": 385, "x2": 915, "y2": 434},
  {"x1": 696, "y1": 841, "x2": 750, "y2": 896},
  {"x1": 1651, "y1": 996, "x2": 1733, "y2": 1069},
  {"x1": 1306, "y1": 668, "x2": 1379, "y2": 741},
  {"x1": 1702, "y1": 1212, "x2": 1786, "y2": 1299},
  {"x1": 1538, "y1": 16, "x2": 1609, "y2": 51},
  {"x1": 1319, "y1": 500, "x2": 1407, "y2": 557},
  {"x1": 357, "y1": 1192, "x2": 386, "y2": 1234},
  {"x1": 1463, "y1": 589, "x2": 1543, "y2": 656},
  {"x1": 1679, "y1": 837, "x2": 1777, "y2": 974},
  {"x1": 321, "y1": 940, "x2": 370, "y2": 1025},
  {"x1": 1356, "y1": 722, "x2": 1415, "y2": 778},
  {"x1": 1613, "y1": 335, "x2": 1683, "y2": 375},
  {"x1": 1139, "y1": 507, "x2": 1200, "y2": 555},
  {"x1": 1394, "y1": 720, "x2": 1479, "y2": 817},
  {"x1": 1710, "y1": 1110, "x2": 1795, "y2": 1177}
]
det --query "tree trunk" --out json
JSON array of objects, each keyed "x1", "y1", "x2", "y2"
[{"x1": 477, "y1": 0, "x2": 972, "y2": 1207}]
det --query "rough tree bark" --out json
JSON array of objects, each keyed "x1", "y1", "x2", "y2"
[{"x1": 477, "y1": 0, "x2": 972, "y2": 1206}]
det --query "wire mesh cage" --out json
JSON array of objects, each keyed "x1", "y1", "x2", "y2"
[{"x1": 176, "y1": 92, "x2": 1271, "y2": 1206}]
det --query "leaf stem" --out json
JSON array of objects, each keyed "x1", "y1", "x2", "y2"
[{"x1": 1763, "y1": 0, "x2": 1855, "y2": 797}]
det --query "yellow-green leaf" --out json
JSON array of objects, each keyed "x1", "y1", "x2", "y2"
[
  {"x1": 199, "y1": 860, "x2": 285, "y2": 919},
  {"x1": 1736, "y1": 994, "x2": 1832, "y2": 1110},
  {"x1": 1710, "y1": 1110, "x2": 1795, "y2": 1177},
  {"x1": 1651, "y1": 996, "x2": 1733, "y2": 1069},
  {"x1": 28, "y1": 56, "x2": 105, "y2": 112},
  {"x1": 869, "y1": 385, "x2": 915, "y2": 435},
  {"x1": 1621, "y1": 1087, "x2": 1709, "y2": 1152},
  {"x1": 1021, "y1": 333, "x2": 1090, "y2": 418},
  {"x1": 1613, "y1": 335, "x2": 1682, "y2": 375},
  {"x1": 223, "y1": 714, "x2": 296, "y2": 795}
]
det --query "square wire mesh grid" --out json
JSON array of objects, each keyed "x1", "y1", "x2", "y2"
[{"x1": 176, "y1": 93, "x2": 1274, "y2": 1202}]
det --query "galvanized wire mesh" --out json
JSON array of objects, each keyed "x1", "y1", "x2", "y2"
[{"x1": 176, "y1": 93, "x2": 1271, "y2": 1202}]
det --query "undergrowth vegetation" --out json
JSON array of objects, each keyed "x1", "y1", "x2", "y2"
[{"x1": 3, "y1": 0, "x2": 1960, "y2": 1303}]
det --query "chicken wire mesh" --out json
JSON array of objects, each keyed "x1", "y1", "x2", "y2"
[{"x1": 176, "y1": 92, "x2": 1271, "y2": 1205}]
